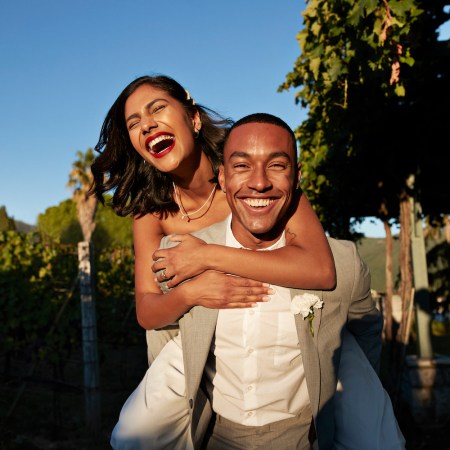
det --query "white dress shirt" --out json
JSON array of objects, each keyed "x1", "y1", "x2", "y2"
[{"x1": 206, "y1": 216, "x2": 310, "y2": 426}]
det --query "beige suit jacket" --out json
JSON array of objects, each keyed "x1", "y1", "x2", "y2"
[{"x1": 148, "y1": 219, "x2": 383, "y2": 450}]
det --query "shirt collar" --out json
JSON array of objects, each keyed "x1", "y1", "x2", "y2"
[{"x1": 225, "y1": 214, "x2": 286, "y2": 250}]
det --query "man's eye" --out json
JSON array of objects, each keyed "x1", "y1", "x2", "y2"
[
  {"x1": 234, "y1": 163, "x2": 249, "y2": 169},
  {"x1": 270, "y1": 163, "x2": 287, "y2": 169}
]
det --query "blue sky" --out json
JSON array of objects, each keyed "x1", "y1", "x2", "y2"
[{"x1": 1, "y1": 1, "x2": 448, "y2": 236}]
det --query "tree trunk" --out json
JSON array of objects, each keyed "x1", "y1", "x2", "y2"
[
  {"x1": 78, "y1": 241, "x2": 101, "y2": 431},
  {"x1": 397, "y1": 193, "x2": 413, "y2": 346},
  {"x1": 77, "y1": 195, "x2": 97, "y2": 242},
  {"x1": 445, "y1": 214, "x2": 450, "y2": 244},
  {"x1": 383, "y1": 219, "x2": 394, "y2": 343},
  {"x1": 409, "y1": 199, "x2": 433, "y2": 359}
]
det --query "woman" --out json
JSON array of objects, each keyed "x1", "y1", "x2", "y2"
[{"x1": 91, "y1": 75, "x2": 404, "y2": 449}]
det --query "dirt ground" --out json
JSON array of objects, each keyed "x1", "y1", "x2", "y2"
[{"x1": 1, "y1": 341, "x2": 449, "y2": 450}]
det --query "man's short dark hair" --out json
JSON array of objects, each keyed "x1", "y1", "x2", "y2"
[{"x1": 225, "y1": 113, "x2": 297, "y2": 156}]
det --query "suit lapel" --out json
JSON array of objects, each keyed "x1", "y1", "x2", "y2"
[
  {"x1": 290, "y1": 288, "x2": 323, "y2": 418},
  {"x1": 181, "y1": 219, "x2": 228, "y2": 397},
  {"x1": 180, "y1": 307, "x2": 218, "y2": 398}
]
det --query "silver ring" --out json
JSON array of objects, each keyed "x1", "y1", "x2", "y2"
[{"x1": 161, "y1": 269, "x2": 167, "y2": 280}]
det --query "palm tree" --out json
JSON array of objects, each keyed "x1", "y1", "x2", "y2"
[
  {"x1": 68, "y1": 148, "x2": 100, "y2": 430},
  {"x1": 67, "y1": 149, "x2": 97, "y2": 241}
]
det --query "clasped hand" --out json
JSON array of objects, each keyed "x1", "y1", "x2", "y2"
[
  {"x1": 152, "y1": 234, "x2": 208, "y2": 287},
  {"x1": 151, "y1": 234, "x2": 273, "y2": 309}
]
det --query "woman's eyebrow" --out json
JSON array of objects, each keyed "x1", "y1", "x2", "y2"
[{"x1": 125, "y1": 98, "x2": 165, "y2": 123}]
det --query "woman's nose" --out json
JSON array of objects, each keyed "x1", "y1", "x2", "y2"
[{"x1": 141, "y1": 115, "x2": 157, "y2": 133}]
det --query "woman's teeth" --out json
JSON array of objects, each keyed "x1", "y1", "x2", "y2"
[{"x1": 149, "y1": 135, "x2": 174, "y2": 153}]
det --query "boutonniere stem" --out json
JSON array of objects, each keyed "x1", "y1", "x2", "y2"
[{"x1": 291, "y1": 293, "x2": 323, "y2": 337}]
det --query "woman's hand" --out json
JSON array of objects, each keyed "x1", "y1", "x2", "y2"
[
  {"x1": 182, "y1": 271, "x2": 274, "y2": 309},
  {"x1": 152, "y1": 234, "x2": 210, "y2": 287}
]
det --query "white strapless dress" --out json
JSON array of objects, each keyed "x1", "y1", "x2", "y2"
[{"x1": 110, "y1": 330, "x2": 405, "y2": 450}]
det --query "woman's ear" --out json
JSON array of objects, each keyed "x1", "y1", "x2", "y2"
[
  {"x1": 192, "y1": 110, "x2": 201, "y2": 133},
  {"x1": 218, "y1": 165, "x2": 226, "y2": 193}
]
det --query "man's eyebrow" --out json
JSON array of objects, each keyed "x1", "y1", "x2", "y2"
[
  {"x1": 229, "y1": 151, "x2": 251, "y2": 159},
  {"x1": 125, "y1": 98, "x2": 164, "y2": 123},
  {"x1": 268, "y1": 151, "x2": 292, "y2": 160},
  {"x1": 229, "y1": 151, "x2": 292, "y2": 159}
]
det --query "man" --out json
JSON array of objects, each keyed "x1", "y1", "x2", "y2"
[{"x1": 152, "y1": 113, "x2": 383, "y2": 449}]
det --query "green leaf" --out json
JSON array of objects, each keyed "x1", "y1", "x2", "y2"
[{"x1": 394, "y1": 83, "x2": 405, "y2": 96}]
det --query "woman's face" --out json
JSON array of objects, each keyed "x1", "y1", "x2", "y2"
[{"x1": 124, "y1": 84, "x2": 200, "y2": 174}]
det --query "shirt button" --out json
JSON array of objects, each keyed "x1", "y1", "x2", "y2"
[
  {"x1": 249, "y1": 309, "x2": 255, "y2": 315},
  {"x1": 247, "y1": 411, "x2": 254, "y2": 417},
  {"x1": 246, "y1": 385, "x2": 253, "y2": 392},
  {"x1": 247, "y1": 347, "x2": 254, "y2": 355}
]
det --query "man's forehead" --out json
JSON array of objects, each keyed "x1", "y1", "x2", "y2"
[
  {"x1": 228, "y1": 150, "x2": 293, "y2": 160},
  {"x1": 224, "y1": 122, "x2": 295, "y2": 158}
]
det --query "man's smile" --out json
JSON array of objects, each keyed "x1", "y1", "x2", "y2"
[{"x1": 242, "y1": 198, "x2": 275, "y2": 208}]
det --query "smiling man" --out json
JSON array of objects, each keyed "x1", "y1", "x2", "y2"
[{"x1": 148, "y1": 113, "x2": 384, "y2": 450}]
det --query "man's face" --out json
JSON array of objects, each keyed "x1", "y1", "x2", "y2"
[{"x1": 219, "y1": 122, "x2": 298, "y2": 249}]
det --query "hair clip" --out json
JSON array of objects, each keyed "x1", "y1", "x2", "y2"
[{"x1": 185, "y1": 89, "x2": 196, "y2": 105}]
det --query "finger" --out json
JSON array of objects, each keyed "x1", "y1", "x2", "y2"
[
  {"x1": 168, "y1": 234, "x2": 183, "y2": 242},
  {"x1": 151, "y1": 260, "x2": 165, "y2": 273},
  {"x1": 226, "y1": 276, "x2": 270, "y2": 288},
  {"x1": 152, "y1": 249, "x2": 168, "y2": 261},
  {"x1": 227, "y1": 293, "x2": 271, "y2": 304},
  {"x1": 220, "y1": 302, "x2": 258, "y2": 309},
  {"x1": 156, "y1": 268, "x2": 171, "y2": 282},
  {"x1": 165, "y1": 276, "x2": 179, "y2": 289},
  {"x1": 232, "y1": 287, "x2": 274, "y2": 297}
]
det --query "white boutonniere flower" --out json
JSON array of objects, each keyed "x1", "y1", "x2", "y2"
[{"x1": 291, "y1": 293, "x2": 324, "y2": 337}]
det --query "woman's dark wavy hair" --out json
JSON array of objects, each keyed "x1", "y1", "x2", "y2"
[{"x1": 90, "y1": 75, "x2": 233, "y2": 217}]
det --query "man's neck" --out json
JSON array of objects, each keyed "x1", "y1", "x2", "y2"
[{"x1": 229, "y1": 218, "x2": 285, "y2": 250}]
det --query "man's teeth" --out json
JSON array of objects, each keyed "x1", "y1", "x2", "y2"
[
  {"x1": 244, "y1": 198, "x2": 273, "y2": 207},
  {"x1": 148, "y1": 135, "x2": 174, "y2": 151}
]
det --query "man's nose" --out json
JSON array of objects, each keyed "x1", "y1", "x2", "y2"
[{"x1": 248, "y1": 167, "x2": 272, "y2": 191}]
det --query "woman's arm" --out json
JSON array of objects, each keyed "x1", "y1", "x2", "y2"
[
  {"x1": 134, "y1": 214, "x2": 272, "y2": 330},
  {"x1": 152, "y1": 193, "x2": 336, "y2": 290}
]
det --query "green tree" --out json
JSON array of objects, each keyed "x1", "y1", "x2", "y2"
[
  {"x1": 0, "y1": 206, "x2": 16, "y2": 231},
  {"x1": 37, "y1": 198, "x2": 132, "y2": 249},
  {"x1": 37, "y1": 199, "x2": 82, "y2": 243},
  {"x1": 281, "y1": 0, "x2": 450, "y2": 376}
]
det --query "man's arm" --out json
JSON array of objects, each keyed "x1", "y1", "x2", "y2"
[{"x1": 346, "y1": 243, "x2": 384, "y2": 373}]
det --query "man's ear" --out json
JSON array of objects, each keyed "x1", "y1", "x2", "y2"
[{"x1": 218, "y1": 165, "x2": 226, "y2": 192}]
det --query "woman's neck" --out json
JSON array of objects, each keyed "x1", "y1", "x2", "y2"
[{"x1": 171, "y1": 151, "x2": 216, "y2": 198}]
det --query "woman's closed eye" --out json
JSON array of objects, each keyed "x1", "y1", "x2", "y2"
[
  {"x1": 151, "y1": 103, "x2": 166, "y2": 114},
  {"x1": 128, "y1": 120, "x2": 140, "y2": 130}
]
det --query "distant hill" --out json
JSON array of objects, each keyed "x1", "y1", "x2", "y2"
[
  {"x1": 14, "y1": 220, "x2": 36, "y2": 233},
  {"x1": 356, "y1": 236, "x2": 400, "y2": 293}
]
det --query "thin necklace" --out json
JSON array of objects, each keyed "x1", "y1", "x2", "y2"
[{"x1": 172, "y1": 182, "x2": 217, "y2": 222}]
